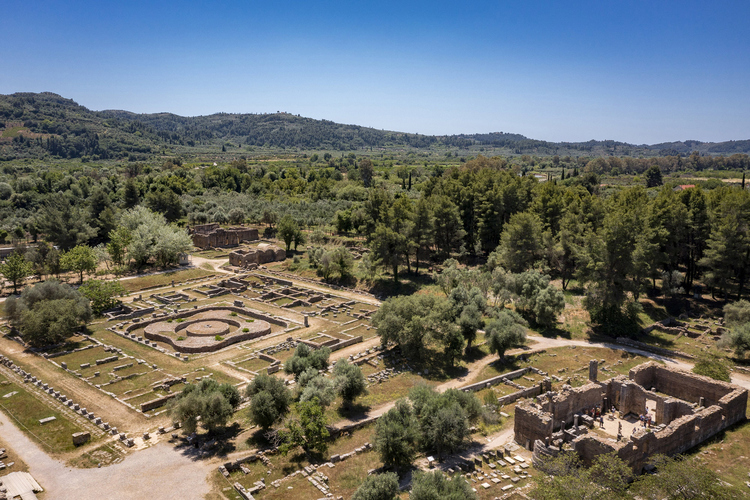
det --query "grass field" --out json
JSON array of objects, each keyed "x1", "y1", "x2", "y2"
[
  {"x1": 121, "y1": 268, "x2": 215, "y2": 292},
  {"x1": 0, "y1": 375, "x2": 91, "y2": 454}
]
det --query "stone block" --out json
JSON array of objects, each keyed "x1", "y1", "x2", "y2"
[{"x1": 72, "y1": 432, "x2": 90, "y2": 446}]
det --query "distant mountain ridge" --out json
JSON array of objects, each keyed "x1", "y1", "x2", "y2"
[{"x1": 0, "y1": 92, "x2": 748, "y2": 160}]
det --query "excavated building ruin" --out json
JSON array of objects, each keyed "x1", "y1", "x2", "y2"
[
  {"x1": 190, "y1": 223, "x2": 259, "y2": 249},
  {"x1": 515, "y1": 361, "x2": 747, "y2": 473},
  {"x1": 228, "y1": 243, "x2": 286, "y2": 267}
]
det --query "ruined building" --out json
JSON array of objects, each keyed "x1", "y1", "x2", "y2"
[
  {"x1": 515, "y1": 361, "x2": 747, "y2": 473},
  {"x1": 190, "y1": 224, "x2": 259, "y2": 249},
  {"x1": 228, "y1": 243, "x2": 286, "y2": 267}
]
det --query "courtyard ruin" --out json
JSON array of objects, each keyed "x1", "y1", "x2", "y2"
[{"x1": 515, "y1": 360, "x2": 748, "y2": 473}]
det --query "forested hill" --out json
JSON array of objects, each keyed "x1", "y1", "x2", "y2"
[{"x1": 1, "y1": 92, "x2": 749, "y2": 160}]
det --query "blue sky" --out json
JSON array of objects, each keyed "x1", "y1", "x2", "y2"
[{"x1": 1, "y1": 1, "x2": 749, "y2": 144}]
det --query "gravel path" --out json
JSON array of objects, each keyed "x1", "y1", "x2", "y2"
[{"x1": 0, "y1": 410, "x2": 216, "y2": 500}]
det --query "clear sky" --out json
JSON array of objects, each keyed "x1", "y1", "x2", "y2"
[{"x1": 1, "y1": 1, "x2": 749, "y2": 144}]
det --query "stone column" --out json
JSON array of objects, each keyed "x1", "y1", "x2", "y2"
[
  {"x1": 589, "y1": 360, "x2": 598, "y2": 382},
  {"x1": 304, "y1": 314, "x2": 309, "y2": 328}
]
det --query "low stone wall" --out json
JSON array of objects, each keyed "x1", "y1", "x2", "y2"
[
  {"x1": 497, "y1": 383, "x2": 549, "y2": 407},
  {"x1": 125, "y1": 306, "x2": 288, "y2": 334},
  {"x1": 144, "y1": 326, "x2": 272, "y2": 354},
  {"x1": 107, "y1": 307, "x2": 155, "y2": 321},
  {"x1": 47, "y1": 344, "x2": 97, "y2": 359},
  {"x1": 297, "y1": 335, "x2": 364, "y2": 352},
  {"x1": 460, "y1": 367, "x2": 532, "y2": 393},
  {"x1": 140, "y1": 393, "x2": 177, "y2": 412}
]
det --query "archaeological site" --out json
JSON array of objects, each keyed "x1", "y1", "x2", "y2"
[{"x1": 516, "y1": 360, "x2": 748, "y2": 473}]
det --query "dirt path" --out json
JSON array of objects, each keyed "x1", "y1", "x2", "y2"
[
  {"x1": 332, "y1": 333, "x2": 743, "y2": 431},
  {"x1": 189, "y1": 256, "x2": 233, "y2": 275},
  {"x1": 0, "y1": 409, "x2": 216, "y2": 500}
]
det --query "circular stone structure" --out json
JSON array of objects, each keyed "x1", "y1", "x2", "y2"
[
  {"x1": 185, "y1": 321, "x2": 230, "y2": 337},
  {"x1": 141, "y1": 308, "x2": 273, "y2": 353}
]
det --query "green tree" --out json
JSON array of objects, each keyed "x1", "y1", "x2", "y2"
[
  {"x1": 422, "y1": 400, "x2": 469, "y2": 460},
  {"x1": 123, "y1": 177, "x2": 140, "y2": 208},
  {"x1": 37, "y1": 193, "x2": 97, "y2": 250},
  {"x1": 329, "y1": 247, "x2": 354, "y2": 279},
  {"x1": 532, "y1": 452, "x2": 631, "y2": 500},
  {"x1": 277, "y1": 214, "x2": 300, "y2": 252},
  {"x1": 284, "y1": 344, "x2": 330, "y2": 380},
  {"x1": 0, "y1": 253, "x2": 33, "y2": 293},
  {"x1": 145, "y1": 187, "x2": 182, "y2": 222},
  {"x1": 692, "y1": 350, "x2": 731, "y2": 382},
  {"x1": 45, "y1": 248, "x2": 62, "y2": 277},
  {"x1": 699, "y1": 188, "x2": 750, "y2": 299},
  {"x1": 432, "y1": 195, "x2": 465, "y2": 257},
  {"x1": 358, "y1": 252, "x2": 379, "y2": 282},
  {"x1": 107, "y1": 227, "x2": 132, "y2": 267},
  {"x1": 351, "y1": 472, "x2": 399, "y2": 500},
  {"x1": 4, "y1": 280, "x2": 91, "y2": 347},
  {"x1": 721, "y1": 323, "x2": 750, "y2": 358},
  {"x1": 168, "y1": 379, "x2": 240, "y2": 434},
  {"x1": 360, "y1": 158, "x2": 374, "y2": 188},
  {"x1": 79, "y1": 279, "x2": 125, "y2": 315},
  {"x1": 485, "y1": 311, "x2": 527, "y2": 359},
  {"x1": 280, "y1": 398, "x2": 330, "y2": 456},
  {"x1": 631, "y1": 455, "x2": 738, "y2": 500},
  {"x1": 645, "y1": 165, "x2": 663, "y2": 187},
  {"x1": 333, "y1": 360, "x2": 367, "y2": 406},
  {"x1": 450, "y1": 286, "x2": 486, "y2": 351},
  {"x1": 724, "y1": 300, "x2": 750, "y2": 327},
  {"x1": 119, "y1": 206, "x2": 192, "y2": 270},
  {"x1": 495, "y1": 211, "x2": 544, "y2": 272},
  {"x1": 374, "y1": 399, "x2": 419, "y2": 472},
  {"x1": 511, "y1": 270, "x2": 565, "y2": 327},
  {"x1": 60, "y1": 244, "x2": 97, "y2": 283},
  {"x1": 410, "y1": 470, "x2": 476, "y2": 500},
  {"x1": 370, "y1": 224, "x2": 405, "y2": 282},
  {"x1": 411, "y1": 197, "x2": 435, "y2": 274},
  {"x1": 372, "y1": 294, "x2": 454, "y2": 358},
  {"x1": 299, "y1": 373, "x2": 336, "y2": 407},
  {"x1": 246, "y1": 374, "x2": 292, "y2": 430}
]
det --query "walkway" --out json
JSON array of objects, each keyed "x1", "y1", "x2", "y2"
[{"x1": 0, "y1": 410, "x2": 216, "y2": 500}]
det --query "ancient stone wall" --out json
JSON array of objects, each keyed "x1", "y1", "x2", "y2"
[
  {"x1": 630, "y1": 362, "x2": 735, "y2": 408},
  {"x1": 517, "y1": 361, "x2": 748, "y2": 474},
  {"x1": 514, "y1": 404, "x2": 554, "y2": 450},
  {"x1": 191, "y1": 224, "x2": 259, "y2": 249},
  {"x1": 229, "y1": 245, "x2": 286, "y2": 266},
  {"x1": 549, "y1": 382, "x2": 611, "y2": 424}
]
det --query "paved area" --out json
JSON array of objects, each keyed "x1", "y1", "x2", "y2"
[{"x1": 0, "y1": 410, "x2": 216, "y2": 500}]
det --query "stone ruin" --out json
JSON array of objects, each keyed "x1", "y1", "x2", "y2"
[
  {"x1": 189, "y1": 223, "x2": 259, "y2": 249},
  {"x1": 228, "y1": 243, "x2": 286, "y2": 267},
  {"x1": 515, "y1": 361, "x2": 747, "y2": 473}
]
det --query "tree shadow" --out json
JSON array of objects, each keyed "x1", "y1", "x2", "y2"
[
  {"x1": 172, "y1": 424, "x2": 241, "y2": 461},
  {"x1": 462, "y1": 345, "x2": 487, "y2": 363},
  {"x1": 411, "y1": 349, "x2": 470, "y2": 381},
  {"x1": 489, "y1": 356, "x2": 523, "y2": 373},
  {"x1": 537, "y1": 326, "x2": 572, "y2": 340},
  {"x1": 336, "y1": 402, "x2": 371, "y2": 420}
]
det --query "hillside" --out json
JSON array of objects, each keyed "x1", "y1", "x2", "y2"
[{"x1": 1, "y1": 92, "x2": 749, "y2": 161}]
